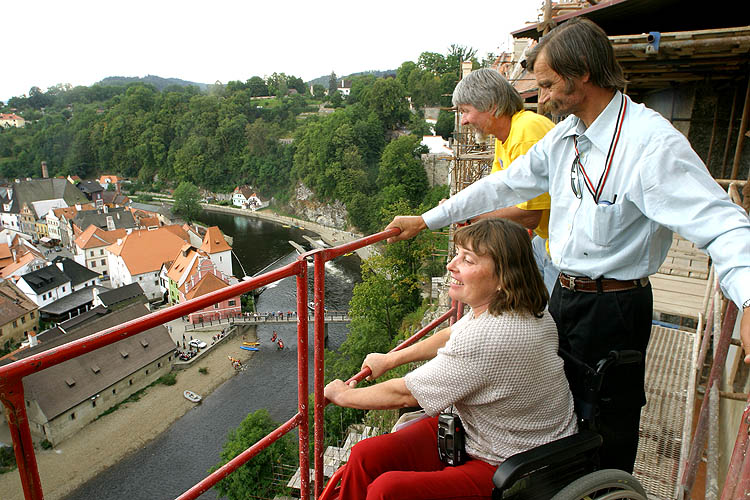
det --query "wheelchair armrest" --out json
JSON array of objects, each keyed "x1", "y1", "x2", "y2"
[{"x1": 492, "y1": 430, "x2": 602, "y2": 489}]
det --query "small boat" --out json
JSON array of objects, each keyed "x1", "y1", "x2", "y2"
[
  {"x1": 240, "y1": 346, "x2": 259, "y2": 352},
  {"x1": 184, "y1": 390, "x2": 202, "y2": 403},
  {"x1": 242, "y1": 341, "x2": 260, "y2": 346},
  {"x1": 343, "y1": 252, "x2": 354, "y2": 257},
  {"x1": 282, "y1": 224, "x2": 291, "y2": 228}
]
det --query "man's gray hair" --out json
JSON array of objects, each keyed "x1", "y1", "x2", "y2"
[{"x1": 452, "y1": 68, "x2": 524, "y2": 117}]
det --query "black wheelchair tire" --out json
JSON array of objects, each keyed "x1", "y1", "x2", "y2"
[{"x1": 550, "y1": 469, "x2": 648, "y2": 500}]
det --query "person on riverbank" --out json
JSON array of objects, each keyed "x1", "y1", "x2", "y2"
[
  {"x1": 453, "y1": 68, "x2": 557, "y2": 293},
  {"x1": 324, "y1": 219, "x2": 575, "y2": 499},
  {"x1": 385, "y1": 17, "x2": 750, "y2": 473}
]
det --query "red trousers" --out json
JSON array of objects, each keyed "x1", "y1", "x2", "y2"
[{"x1": 338, "y1": 416, "x2": 496, "y2": 500}]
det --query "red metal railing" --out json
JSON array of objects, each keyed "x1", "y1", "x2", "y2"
[{"x1": 0, "y1": 227, "x2": 459, "y2": 500}]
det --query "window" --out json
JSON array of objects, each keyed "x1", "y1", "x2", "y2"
[
  {"x1": 157, "y1": 362, "x2": 161, "y2": 368},
  {"x1": 101, "y1": 259, "x2": 106, "y2": 266},
  {"x1": 90, "y1": 250, "x2": 94, "y2": 257},
  {"x1": 92, "y1": 400, "x2": 96, "y2": 408},
  {"x1": 145, "y1": 369, "x2": 149, "y2": 375},
  {"x1": 129, "y1": 379, "x2": 133, "y2": 386},
  {"x1": 70, "y1": 412, "x2": 76, "y2": 420},
  {"x1": 112, "y1": 389, "x2": 116, "y2": 394},
  {"x1": 30, "y1": 311, "x2": 35, "y2": 319},
  {"x1": 21, "y1": 316, "x2": 26, "y2": 324},
  {"x1": 12, "y1": 320, "x2": 17, "y2": 328},
  {"x1": 228, "y1": 300, "x2": 236, "y2": 306},
  {"x1": 214, "y1": 304, "x2": 219, "y2": 309},
  {"x1": 62, "y1": 286, "x2": 66, "y2": 292},
  {"x1": 100, "y1": 249, "x2": 104, "y2": 255}
]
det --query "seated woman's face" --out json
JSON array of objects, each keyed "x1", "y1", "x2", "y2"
[{"x1": 446, "y1": 243, "x2": 500, "y2": 314}]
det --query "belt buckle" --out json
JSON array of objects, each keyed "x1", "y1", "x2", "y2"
[{"x1": 563, "y1": 274, "x2": 576, "y2": 291}]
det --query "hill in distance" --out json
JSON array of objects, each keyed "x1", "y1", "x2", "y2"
[
  {"x1": 97, "y1": 75, "x2": 209, "y2": 91},
  {"x1": 306, "y1": 70, "x2": 396, "y2": 87}
]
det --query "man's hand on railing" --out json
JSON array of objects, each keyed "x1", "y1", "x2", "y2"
[{"x1": 385, "y1": 216, "x2": 427, "y2": 243}]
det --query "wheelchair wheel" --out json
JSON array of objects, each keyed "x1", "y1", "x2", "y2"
[{"x1": 550, "y1": 469, "x2": 648, "y2": 500}]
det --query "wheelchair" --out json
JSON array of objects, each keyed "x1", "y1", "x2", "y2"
[{"x1": 319, "y1": 350, "x2": 648, "y2": 500}]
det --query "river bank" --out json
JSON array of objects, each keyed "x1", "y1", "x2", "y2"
[
  {"x1": 199, "y1": 203, "x2": 379, "y2": 261},
  {"x1": 0, "y1": 328, "x2": 259, "y2": 500}
]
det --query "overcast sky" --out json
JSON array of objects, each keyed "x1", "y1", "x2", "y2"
[{"x1": 3, "y1": 0, "x2": 542, "y2": 103}]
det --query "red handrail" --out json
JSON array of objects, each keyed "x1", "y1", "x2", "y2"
[{"x1": 2, "y1": 226, "x2": 457, "y2": 500}]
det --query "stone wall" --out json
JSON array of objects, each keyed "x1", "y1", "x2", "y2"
[{"x1": 422, "y1": 154, "x2": 451, "y2": 188}]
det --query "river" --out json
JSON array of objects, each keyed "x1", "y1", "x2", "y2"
[{"x1": 63, "y1": 211, "x2": 361, "y2": 500}]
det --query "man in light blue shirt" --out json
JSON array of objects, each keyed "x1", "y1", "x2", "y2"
[{"x1": 386, "y1": 17, "x2": 750, "y2": 473}]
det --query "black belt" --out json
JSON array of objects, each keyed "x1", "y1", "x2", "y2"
[{"x1": 559, "y1": 273, "x2": 649, "y2": 293}]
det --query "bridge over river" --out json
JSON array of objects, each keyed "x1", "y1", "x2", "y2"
[{"x1": 184, "y1": 311, "x2": 351, "y2": 332}]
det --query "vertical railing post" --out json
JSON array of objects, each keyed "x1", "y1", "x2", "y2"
[
  {"x1": 680, "y1": 301, "x2": 739, "y2": 497},
  {"x1": 720, "y1": 402, "x2": 750, "y2": 500},
  {"x1": 0, "y1": 380, "x2": 44, "y2": 500},
  {"x1": 296, "y1": 265, "x2": 310, "y2": 500},
  {"x1": 313, "y1": 254, "x2": 326, "y2": 499}
]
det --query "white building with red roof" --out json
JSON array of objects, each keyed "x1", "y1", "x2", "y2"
[
  {"x1": 0, "y1": 113, "x2": 25, "y2": 128},
  {"x1": 73, "y1": 225, "x2": 128, "y2": 277},
  {"x1": 199, "y1": 226, "x2": 233, "y2": 277},
  {"x1": 106, "y1": 225, "x2": 190, "y2": 301}
]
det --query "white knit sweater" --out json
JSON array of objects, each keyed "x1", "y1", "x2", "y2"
[{"x1": 404, "y1": 309, "x2": 577, "y2": 465}]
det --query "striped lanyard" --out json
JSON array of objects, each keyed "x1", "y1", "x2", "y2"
[{"x1": 573, "y1": 94, "x2": 627, "y2": 204}]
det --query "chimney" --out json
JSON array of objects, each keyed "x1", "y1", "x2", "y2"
[
  {"x1": 41, "y1": 161, "x2": 49, "y2": 178},
  {"x1": 75, "y1": 203, "x2": 81, "y2": 210},
  {"x1": 11, "y1": 248, "x2": 17, "y2": 263},
  {"x1": 29, "y1": 332, "x2": 38, "y2": 347},
  {"x1": 103, "y1": 205, "x2": 109, "y2": 213},
  {"x1": 106, "y1": 216, "x2": 115, "y2": 231}
]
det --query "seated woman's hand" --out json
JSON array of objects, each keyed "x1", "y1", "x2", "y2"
[
  {"x1": 362, "y1": 353, "x2": 391, "y2": 381},
  {"x1": 324, "y1": 379, "x2": 353, "y2": 405}
]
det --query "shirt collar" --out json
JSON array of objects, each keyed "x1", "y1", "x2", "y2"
[{"x1": 576, "y1": 91, "x2": 624, "y2": 153}]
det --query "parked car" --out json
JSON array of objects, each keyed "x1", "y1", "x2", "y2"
[{"x1": 189, "y1": 339, "x2": 207, "y2": 349}]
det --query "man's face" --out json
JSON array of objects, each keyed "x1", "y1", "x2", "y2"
[
  {"x1": 533, "y1": 51, "x2": 584, "y2": 117},
  {"x1": 458, "y1": 104, "x2": 495, "y2": 142}
]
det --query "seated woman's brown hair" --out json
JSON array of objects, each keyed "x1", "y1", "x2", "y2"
[{"x1": 453, "y1": 219, "x2": 549, "y2": 317}]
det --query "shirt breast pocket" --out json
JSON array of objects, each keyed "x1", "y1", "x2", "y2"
[{"x1": 587, "y1": 203, "x2": 624, "y2": 247}]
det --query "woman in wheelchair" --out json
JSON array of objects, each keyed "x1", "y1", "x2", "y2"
[{"x1": 324, "y1": 219, "x2": 577, "y2": 499}]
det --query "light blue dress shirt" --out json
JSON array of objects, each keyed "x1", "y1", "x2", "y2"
[{"x1": 423, "y1": 91, "x2": 750, "y2": 307}]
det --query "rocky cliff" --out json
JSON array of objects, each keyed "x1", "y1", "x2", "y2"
[{"x1": 288, "y1": 183, "x2": 348, "y2": 230}]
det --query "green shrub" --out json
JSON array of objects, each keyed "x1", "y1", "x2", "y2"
[
  {"x1": 40, "y1": 440, "x2": 53, "y2": 450},
  {"x1": 158, "y1": 372, "x2": 177, "y2": 386},
  {"x1": 0, "y1": 445, "x2": 16, "y2": 473},
  {"x1": 198, "y1": 367, "x2": 208, "y2": 375}
]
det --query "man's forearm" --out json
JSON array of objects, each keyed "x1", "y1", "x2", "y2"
[{"x1": 472, "y1": 207, "x2": 543, "y2": 230}]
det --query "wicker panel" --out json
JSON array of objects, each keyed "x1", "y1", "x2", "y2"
[{"x1": 634, "y1": 326, "x2": 698, "y2": 500}]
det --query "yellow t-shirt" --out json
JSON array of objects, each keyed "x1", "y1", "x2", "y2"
[{"x1": 491, "y1": 110, "x2": 555, "y2": 240}]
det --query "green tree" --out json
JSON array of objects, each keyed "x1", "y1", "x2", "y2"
[
  {"x1": 211, "y1": 409, "x2": 297, "y2": 500},
  {"x1": 377, "y1": 134, "x2": 428, "y2": 206},
  {"x1": 312, "y1": 84, "x2": 326, "y2": 100},
  {"x1": 360, "y1": 78, "x2": 409, "y2": 130},
  {"x1": 172, "y1": 181, "x2": 202, "y2": 221},
  {"x1": 435, "y1": 109, "x2": 455, "y2": 140},
  {"x1": 328, "y1": 71, "x2": 338, "y2": 97},
  {"x1": 246, "y1": 76, "x2": 269, "y2": 97}
]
